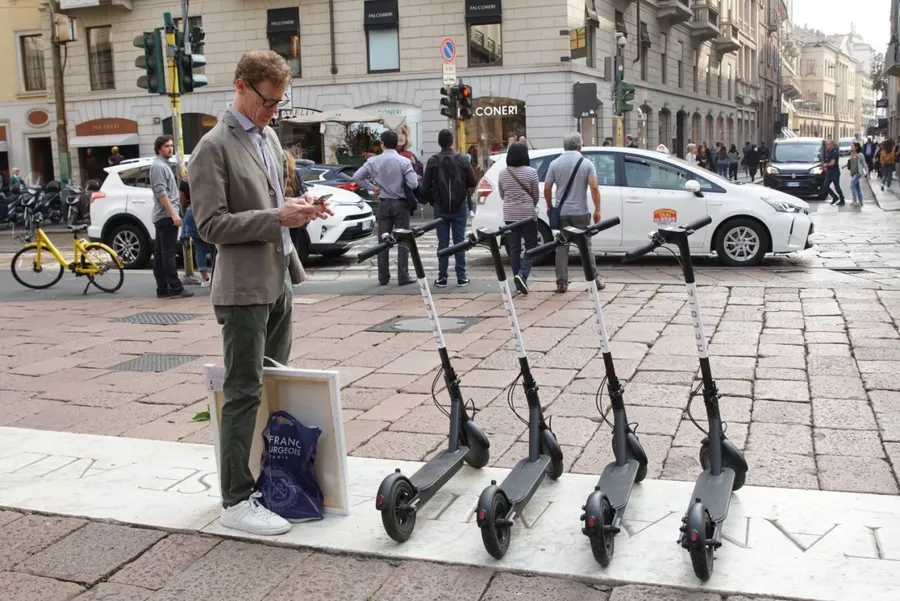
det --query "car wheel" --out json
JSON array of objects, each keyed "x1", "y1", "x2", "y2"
[
  {"x1": 290, "y1": 228, "x2": 310, "y2": 264},
  {"x1": 109, "y1": 223, "x2": 150, "y2": 269},
  {"x1": 715, "y1": 218, "x2": 769, "y2": 267}
]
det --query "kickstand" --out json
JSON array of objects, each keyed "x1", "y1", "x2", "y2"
[{"x1": 82, "y1": 278, "x2": 91, "y2": 296}]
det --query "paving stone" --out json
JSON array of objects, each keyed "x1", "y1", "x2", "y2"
[
  {"x1": 76, "y1": 583, "x2": 153, "y2": 601},
  {"x1": 817, "y1": 455, "x2": 899, "y2": 494},
  {"x1": 572, "y1": 432, "x2": 671, "y2": 480},
  {"x1": 534, "y1": 346, "x2": 597, "y2": 369},
  {"x1": 672, "y1": 421, "x2": 748, "y2": 450},
  {"x1": 353, "y1": 371, "x2": 421, "y2": 389},
  {"x1": 870, "y1": 391, "x2": 900, "y2": 441},
  {"x1": 342, "y1": 419, "x2": 388, "y2": 452},
  {"x1": 752, "y1": 400, "x2": 811, "y2": 426},
  {"x1": 746, "y1": 422, "x2": 814, "y2": 456},
  {"x1": 8, "y1": 404, "x2": 109, "y2": 431},
  {"x1": 149, "y1": 540, "x2": 308, "y2": 601},
  {"x1": 812, "y1": 398, "x2": 877, "y2": 430},
  {"x1": 371, "y1": 559, "x2": 492, "y2": 601},
  {"x1": 358, "y1": 393, "x2": 427, "y2": 422},
  {"x1": 813, "y1": 428, "x2": 885, "y2": 457},
  {"x1": 809, "y1": 375, "x2": 867, "y2": 400},
  {"x1": 468, "y1": 405, "x2": 528, "y2": 438},
  {"x1": 854, "y1": 346, "x2": 900, "y2": 360},
  {"x1": 757, "y1": 355, "x2": 806, "y2": 370},
  {"x1": 754, "y1": 368, "x2": 807, "y2": 381},
  {"x1": 805, "y1": 331, "x2": 849, "y2": 344},
  {"x1": 681, "y1": 394, "x2": 752, "y2": 424},
  {"x1": 609, "y1": 584, "x2": 720, "y2": 601},
  {"x1": 886, "y1": 443, "x2": 900, "y2": 482},
  {"x1": 612, "y1": 383, "x2": 691, "y2": 408},
  {"x1": 0, "y1": 510, "x2": 22, "y2": 527},
  {"x1": 459, "y1": 369, "x2": 519, "y2": 388},
  {"x1": 857, "y1": 360, "x2": 899, "y2": 374},
  {"x1": 15, "y1": 523, "x2": 164, "y2": 584},
  {"x1": 862, "y1": 372, "x2": 900, "y2": 390},
  {"x1": 519, "y1": 415, "x2": 598, "y2": 447},
  {"x1": 0, "y1": 571, "x2": 84, "y2": 601},
  {"x1": 628, "y1": 371, "x2": 696, "y2": 386},
  {"x1": 754, "y1": 380, "x2": 810, "y2": 403},
  {"x1": 531, "y1": 368, "x2": 578, "y2": 387},
  {"x1": 648, "y1": 335, "x2": 698, "y2": 356},
  {"x1": 338, "y1": 387, "x2": 394, "y2": 411},
  {"x1": 0, "y1": 515, "x2": 86, "y2": 570},
  {"x1": 64, "y1": 403, "x2": 180, "y2": 437},
  {"x1": 351, "y1": 431, "x2": 446, "y2": 461},
  {"x1": 758, "y1": 343, "x2": 805, "y2": 358},
  {"x1": 481, "y1": 572, "x2": 609, "y2": 601},
  {"x1": 611, "y1": 323, "x2": 665, "y2": 344},
  {"x1": 806, "y1": 343, "x2": 853, "y2": 357},
  {"x1": 263, "y1": 553, "x2": 396, "y2": 601},
  {"x1": 111, "y1": 534, "x2": 220, "y2": 591},
  {"x1": 807, "y1": 355, "x2": 860, "y2": 376},
  {"x1": 707, "y1": 356, "x2": 756, "y2": 380},
  {"x1": 744, "y1": 451, "x2": 819, "y2": 489}
]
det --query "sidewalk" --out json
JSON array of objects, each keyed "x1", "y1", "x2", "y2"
[
  {"x1": 866, "y1": 175, "x2": 900, "y2": 211},
  {"x1": 1, "y1": 509, "x2": 775, "y2": 601}
]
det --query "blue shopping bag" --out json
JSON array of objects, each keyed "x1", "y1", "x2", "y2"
[{"x1": 255, "y1": 411, "x2": 325, "y2": 522}]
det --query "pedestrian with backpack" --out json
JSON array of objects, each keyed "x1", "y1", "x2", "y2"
[{"x1": 423, "y1": 128, "x2": 477, "y2": 287}]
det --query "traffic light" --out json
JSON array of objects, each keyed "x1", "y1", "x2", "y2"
[
  {"x1": 616, "y1": 80, "x2": 635, "y2": 114},
  {"x1": 177, "y1": 27, "x2": 207, "y2": 93},
  {"x1": 458, "y1": 83, "x2": 473, "y2": 120},
  {"x1": 133, "y1": 30, "x2": 166, "y2": 94},
  {"x1": 440, "y1": 85, "x2": 458, "y2": 119}
]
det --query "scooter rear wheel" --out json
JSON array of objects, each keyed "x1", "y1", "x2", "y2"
[
  {"x1": 699, "y1": 443, "x2": 746, "y2": 491},
  {"x1": 588, "y1": 496, "x2": 615, "y2": 567},
  {"x1": 541, "y1": 429, "x2": 564, "y2": 480},
  {"x1": 481, "y1": 492, "x2": 511, "y2": 559},
  {"x1": 687, "y1": 503, "x2": 714, "y2": 581},
  {"x1": 461, "y1": 420, "x2": 490, "y2": 469},
  {"x1": 381, "y1": 479, "x2": 417, "y2": 542}
]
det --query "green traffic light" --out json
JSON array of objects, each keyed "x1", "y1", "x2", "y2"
[{"x1": 134, "y1": 30, "x2": 166, "y2": 94}]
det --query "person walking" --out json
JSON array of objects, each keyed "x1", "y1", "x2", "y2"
[
  {"x1": 497, "y1": 142, "x2": 539, "y2": 295},
  {"x1": 353, "y1": 130, "x2": 419, "y2": 286},
  {"x1": 879, "y1": 139, "x2": 897, "y2": 191},
  {"x1": 727, "y1": 144, "x2": 741, "y2": 181},
  {"x1": 422, "y1": 128, "x2": 476, "y2": 287},
  {"x1": 178, "y1": 177, "x2": 211, "y2": 287},
  {"x1": 847, "y1": 142, "x2": 868, "y2": 207},
  {"x1": 190, "y1": 50, "x2": 332, "y2": 536},
  {"x1": 824, "y1": 139, "x2": 845, "y2": 205},
  {"x1": 715, "y1": 143, "x2": 728, "y2": 177},
  {"x1": 150, "y1": 135, "x2": 192, "y2": 299},
  {"x1": 544, "y1": 132, "x2": 603, "y2": 294},
  {"x1": 863, "y1": 137, "x2": 876, "y2": 177},
  {"x1": 744, "y1": 144, "x2": 759, "y2": 182}
]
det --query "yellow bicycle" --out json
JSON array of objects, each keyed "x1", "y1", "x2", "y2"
[{"x1": 10, "y1": 211, "x2": 125, "y2": 294}]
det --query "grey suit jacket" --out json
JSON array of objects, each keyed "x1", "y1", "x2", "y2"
[{"x1": 190, "y1": 110, "x2": 306, "y2": 306}]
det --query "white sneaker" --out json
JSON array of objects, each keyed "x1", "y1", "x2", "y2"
[
  {"x1": 220, "y1": 492, "x2": 291, "y2": 536},
  {"x1": 200, "y1": 279, "x2": 211, "y2": 288}
]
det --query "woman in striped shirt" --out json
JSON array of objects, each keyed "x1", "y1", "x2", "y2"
[{"x1": 498, "y1": 142, "x2": 540, "y2": 295}]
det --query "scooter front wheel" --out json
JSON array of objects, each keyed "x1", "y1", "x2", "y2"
[
  {"x1": 588, "y1": 496, "x2": 615, "y2": 567},
  {"x1": 461, "y1": 419, "x2": 490, "y2": 469},
  {"x1": 686, "y1": 502, "x2": 714, "y2": 581},
  {"x1": 481, "y1": 491, "x2": 511, "y2": 559},
  {"x1": 699, "y1": 440, "x2": 747, "y2": 491},
  {"x1": 381, "y1": 479, "x2": 417, "y2": 542}
]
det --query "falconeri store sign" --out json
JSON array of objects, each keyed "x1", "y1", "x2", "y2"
[
  {"x1": 462, "y1": 96, "x2": 526, "y2": 178},
  {"x1": 474, "y1": 104, "x2": 519, "y2": 117}
]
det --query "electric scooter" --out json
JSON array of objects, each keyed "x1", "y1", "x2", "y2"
[
  {"x1": 438, "y1": 216, "x2": 564, "y2": 559},
  {"x1": 524, "y1": 216, "x2": 648, "y2": 567},
  {"x1": 622, "y1": 216, "x2": 748, "y2": 581},
  {"x1": 357, "y1": 217, "x2": 490, "y2": 542}
]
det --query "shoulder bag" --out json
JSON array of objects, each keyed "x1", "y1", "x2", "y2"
[{"x1": 548, "y1": 157, "x2": 584, "y2": 230}]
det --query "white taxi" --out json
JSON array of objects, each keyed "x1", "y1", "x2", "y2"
[
  {"x1": 89, "y1": 156, "x2": 375, "y2": 269},
  {"x1": 471, "y1": 147, "x2": 814, "y2": 266}
]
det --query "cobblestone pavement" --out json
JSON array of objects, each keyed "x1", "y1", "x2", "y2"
[{"x1": 0, "y1": 509, "x2": 799, "y2": 601}]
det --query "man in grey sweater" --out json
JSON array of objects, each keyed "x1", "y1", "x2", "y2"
[{"x1": 150, "y1": 135, "x2": 192, "y2": 298}]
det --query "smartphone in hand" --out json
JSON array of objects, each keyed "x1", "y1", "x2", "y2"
[{"x1": 312, "y1": 194, "x2": 332, "y2": 205}]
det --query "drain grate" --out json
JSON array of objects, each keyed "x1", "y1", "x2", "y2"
[
  {"x1": 828, "y1": 267, "x2": 867, "y2": 273},
  {"x1": 115, "y1": 312, "x2": 202, "y2": 326},
  {"x1": 110, "y1": 353, "x2": 202, "y2": 373},
  {"x1": 367, "y1": 316, "x2": 483, "y2": 334}
]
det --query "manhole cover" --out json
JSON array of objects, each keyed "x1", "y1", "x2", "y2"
[
  {"x1": 110, "y1": 353, "x2": 202, "y2": 372},
  {"x1": 367, "y1": 316, "x2": 482, "y2": 333},
  {"x1": 115, "y1": 312, "x2": 202, "y2": 326}
]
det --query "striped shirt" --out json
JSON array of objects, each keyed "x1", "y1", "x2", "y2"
[{"x1": 498, "y1": 166, "x2": 539, "y2": 222}]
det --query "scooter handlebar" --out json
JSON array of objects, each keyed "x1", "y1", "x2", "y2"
[
  {"x1": 584, "y1": 216, "x2": 621, "y2": 236},
  {"x1": 685, "y1": 216, "x2": 712, "y2": 232},
  {"x1": 523, "y1": 239, "x2": 561, "y2": 260},
  {"x1": 437, "y1": 233, "x2": 477, "y2": 258},
  {"x1": 357, "y1": 235, "x2": 394, "y2": 262},
  {"x1": 498, "y1": 216, "x2": 537, "y2": 235},
  {"x1": 414, "y1": 217, "x2": 446, "y2": 236},
  {"x1": 622, "y1": 235, "x2": 661, "y2": 263}
]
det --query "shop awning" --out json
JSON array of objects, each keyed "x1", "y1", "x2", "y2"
[
  {"x1": 68, "y1": 133, "x2": 139, "y2": 148},
  {"x1": 282, "y1": 109, "x2": 406, "y2": 130}
]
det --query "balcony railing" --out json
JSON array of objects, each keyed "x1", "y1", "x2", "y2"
[
  {"x1": 886, "y1": 41, "x2": 900, "y2": 78},
  {"x1": 658, "y1": 0, "x2": 693, "y2": 26},
  {"x1": 714, "y1": 20, "x2": 740, "y2": 54},
  {"x1": 690, "y1": 2, "x2": 720, "y2": 43}
]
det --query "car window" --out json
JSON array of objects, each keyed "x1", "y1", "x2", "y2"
[
  {"x1": 773, "y1": 142, "x2": 824, "y2": 163},
  {"x1": 530, "y1": 154, "x2": 560, "y2": 180},
  {"x1": 623, "y1": 157, "x2": 692, "y2": 191},
  {"x1": 119, "y1": 167, "x2": 150, "y2": 188},
  {"x1": 301, "y1": 168, "x2": 325, "y2": 182},
  {"x1": 583, "y1": 152, "x2": 617, "y2": 186},
  {"x1": 338, "y1": 166, "x2": 358, "y2": 178}
]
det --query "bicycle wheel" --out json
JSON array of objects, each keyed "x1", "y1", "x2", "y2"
[
  {"x1": 10, "y1": 245, "x2": 64, "y2": 289},
  {"x1": 82, "y1": 244, "x2": 124, "y2": 293}
]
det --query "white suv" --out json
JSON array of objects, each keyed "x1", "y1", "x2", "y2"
[
  {"x1": 471, "y1": 147, "x2": 814, "y2": 267},
  {"x1": 88, "y1": 157, "x2": 375, "y2": 269}
]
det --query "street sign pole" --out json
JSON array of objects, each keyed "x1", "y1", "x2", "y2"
[{"x1": 440, "y1": 37, "x2": 462, "y2": 153}]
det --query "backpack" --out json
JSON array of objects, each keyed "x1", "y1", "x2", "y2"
[{"x1": 433, "y1": 153, "x2": 467, "y2": 213}]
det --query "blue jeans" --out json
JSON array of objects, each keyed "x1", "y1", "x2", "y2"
[
  {"x1": 434, "y1": 202, "x2": 468, "y2": 280},
  {"x1": 506, "y1": 218, "x2": 538, "y2": 281},
  {"x1": 850, "y1": 175, "x2": 863, "y2": 203},
  {"x1": 187, "y1": 234, "x2": 209, "y2": 271},
  {"x1": 716, "y1": 162, "x2": 728, "y2": 177},
  {"x1": 826, "y1": 169, "x2": 844, "y2": 201}
]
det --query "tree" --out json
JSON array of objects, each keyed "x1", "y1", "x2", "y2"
[{"x1": 871, "y1": 52, "x2": 886, "y2": 93}]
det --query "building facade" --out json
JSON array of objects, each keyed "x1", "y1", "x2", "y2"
[
  {"x1": 756, "y1": 0, "x2": 788, "y2": 149},
  {"x1": 884, "y1": 0, "x2": 900, "y2": 139},
  {"x1": 0, "y1": 0, "x2": 54, "y2": 184},
  {"x1": 36, "y1": 0, "x2": 765, "y2": 185}
]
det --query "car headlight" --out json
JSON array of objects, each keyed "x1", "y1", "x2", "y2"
[
  {"x1": 809, "y1": 166, "x2": 823, "y2": 175},
  {"x1": 766, "y1": 165, "x2": 779, "y2": 174},
  {"x1": 765, "y1": 199, "x2": 807, "y2": 214}
]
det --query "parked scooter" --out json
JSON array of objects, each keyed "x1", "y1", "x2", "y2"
[
  {"x1": 524, "y1": 216, "x2": 648, "y2": 567},
  {"x1": 357, "y1": 217, "x2": 491, "y2": 542},
  {"x1": 623, "y1": 216, "x2": 748, "y2": 581}
]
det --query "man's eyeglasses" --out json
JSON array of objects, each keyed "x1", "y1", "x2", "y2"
[{"x1": 247, "y1": 81, "x2": 290, "y2": 109}]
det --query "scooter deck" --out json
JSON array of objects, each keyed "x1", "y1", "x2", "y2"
[
  {"x1": 598, "y1": 459, "x2": 641, "y2": 511},
  {"x1": 688, "y1": 468, "x2": 736, "y2": 522},
  {"x1": 500, "y1": 455, "x2": 552, "y2": 506},
  {"x1": 409, "y1": 447, "x2": 469, "y2": 491}
]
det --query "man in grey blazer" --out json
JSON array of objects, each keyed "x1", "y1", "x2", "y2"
[{"x1": 190, "y1": 50, "x2": 332, "y2": 536}]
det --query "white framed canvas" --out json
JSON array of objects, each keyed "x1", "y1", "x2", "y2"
[{"x1": 204, "y1": 361, "x2": 350, "y2": 515}]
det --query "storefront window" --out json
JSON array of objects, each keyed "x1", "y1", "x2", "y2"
[
  {"x1": 468, "y1": 24, "x2": 502, "y2": 67},
  {"x1": 268, "y1": 8, "x2": 301, "y2": 77},
  {"x1": 462, "y1": 98, "x2": 526, "y2": 179}
]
